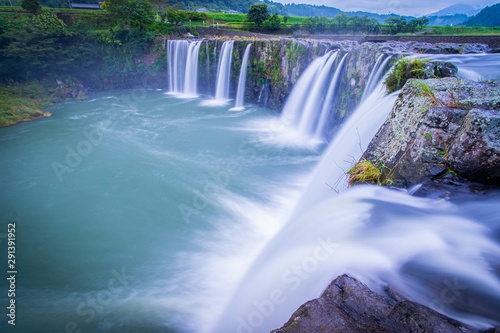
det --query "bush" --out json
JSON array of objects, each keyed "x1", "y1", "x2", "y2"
[{"x1": 384, "y1": 57, "x2": 429, "y2": 93}]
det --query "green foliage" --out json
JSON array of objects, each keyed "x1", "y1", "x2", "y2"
[
  {"x1": 466, "y1": 3, "x2": 500, "y2": 27},
  {"x1": 102, "y1": 0, "x2": 154, "y2": 31},
  {"x1": 0, "y1": 81, "x2": 51, "y2": 126},
  {"x1": 247, "y1": 3, "x2": 269, "y2": 28},
  {"x1": 21, "y1": 0, "x2": 40, "y2": 13},
  {"x1": 384, "y1": 57, "x2": 429, "y2": 93},
  {"x1": 264, "y1": 13, "x2": 280, "y2": 31},
  {"x1": 166, "y1": 7, "x2": 187, "y2": 25},
  {"x1": 300, "y1": 13, "x2": 380, "y2": 34},
  {"x1": 1, "y1": 11, "x2": 74, "y2": 79},
  {"x1": 385, "y1": 16, "x2": 428, "y2": 34},
  {"x1": 423, "y1": 25, "x2": 500, "y2": 35},
  {"x1": 205, "y1": 12, "x2": 246, "y2": 22},
  {"x1": 31, "y1": 9, "x2": 67, "y2": 36}
]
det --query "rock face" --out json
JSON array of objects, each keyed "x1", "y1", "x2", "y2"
[
  {"x1": 362, "y1": 78, "x2": 500, "y2": 186},
  {"x1": 272, "y1": 274, "x2": 478, "y2": 333}
]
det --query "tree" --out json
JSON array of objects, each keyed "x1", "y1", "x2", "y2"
[
  {"x1": 264, "y1": 13, "x2": 281, "y2": 31},
  {"x1": 21, "y1": 0, "x2": 41, "y2": 13},
  {"x1": 385, "y1": 17, "x2": 407, "y2": 34},
  {"x1": 283, "y1": 15, "x2": 288, "y2": 26},
  {"x1": 416, "y1": 16, "x2": 429, "y2": 29},
  {"x1": 247, "y1": 3, "x2": 269, "y2": 28},
  {"x1": 166, "y1": 8, "x2": 187, "y2": 25},
  {"x1": 102, "y1": 0, "x2": 154, "y2": 31},
  {"x1": 333, "y1": 13, "x2": 349, "y2": 30}
]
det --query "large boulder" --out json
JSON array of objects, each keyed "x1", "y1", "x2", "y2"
[
  {"x1": 362, "y1": 78, "x2": 500, "y2": 187},
  {"x1": 272, "y1": 274, "x2": 478, "y2": 333}
]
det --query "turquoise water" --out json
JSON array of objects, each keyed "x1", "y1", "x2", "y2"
[
  {"x1": 0, "y1": 91, "x2": 321, "y2": 332},
  {"x1": 1, "y1": 86, "x2": 499, "y2": 333}
]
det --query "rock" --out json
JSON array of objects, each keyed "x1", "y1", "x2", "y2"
[
  {"x1": 448, "y1": 109, "x2": 500, "y2": 184},
  {"x1": 362, "y1": 78, "x2": 500, "y2": 187},
  {"x1": 434, "y1": 61, "x2": 458, "y2": 78},
  {"x1": 272, "y1": 274, "x2": 478, "y2": 333},
  {"x1": 411, "y1": 174, "x2": 500, "y2": 201}
]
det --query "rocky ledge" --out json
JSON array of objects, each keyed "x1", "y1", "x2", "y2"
[
  {"x1": 362, "y1": 77, "x2": 500, "y2": 187},
  {"x1": 272, "y1": 275, "x2": 495, "y2": 333}
]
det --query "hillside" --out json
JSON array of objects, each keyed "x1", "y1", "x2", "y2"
[
  {"x1": 466, "y1": 3, "x2": 500, "y2": 26},
  {"x1": 427, "y1": 14, "x2": 468, "y2": 26},
  {"x1": 284, "y1": 3, "x2": 341, "y2": 17},
  {"x1": 428, "y1": 3, "x2": 481, "y2": 16}
]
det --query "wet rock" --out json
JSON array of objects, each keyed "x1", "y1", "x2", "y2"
[
  {"x1": 362, "y1": 78, "x2": 500, "y2": 187},
  {"x1": 272, "y1": 274, "x2": 478, "y2": 333},
  {"x1": 411, "y1": 173, "x2": 500, "y2": 201}
]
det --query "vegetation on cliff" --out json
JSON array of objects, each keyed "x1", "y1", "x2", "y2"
[
  {"x1": 384, "y1": 58, "x2": 430, "y2": 93},
  {"x1": 466, "y1": 3, "x2": 500, "y2": 27},
  {"x1": 0, "y1": 81, "x2": 52, "y2": 126}
]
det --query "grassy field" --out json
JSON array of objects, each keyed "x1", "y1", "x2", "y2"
[
  {"x1": 0, "y1": 82, "x2": 53, "y2": 127},
  {"x1": 424, "y1": 26, "x2": 500, "y2": 35}
]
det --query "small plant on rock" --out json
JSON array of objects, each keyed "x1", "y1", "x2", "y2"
[
  {"x1": 385, "y1": 57, "x2": 429, "y2": 93},
  {"x1": 347, "y1": 159, "x2": 392, "y2": 186}
]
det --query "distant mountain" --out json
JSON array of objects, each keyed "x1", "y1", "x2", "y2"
[
  {"x1": 284, "y1": 3, "x2": 342, "y2": 18},
  {"x1": 427, "y1": 14, "x2": 468, "y2": 26},
  {"x1": 345, "y1": 12, "x2": 415, "y2": 24},
  {"x1": 428, "y1": 3, "x2": 481, "y2": 16},
  {"x1": 466, "y1": 3, "x2": 500, "y2": 26}
]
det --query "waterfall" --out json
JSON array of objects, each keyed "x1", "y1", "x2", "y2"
[
  {"x1": 165, "y1": 52, "x2": 500, "y2": 333},
  {"x1": 215, "y1": 41, "x2": 234, "y2": 102},
  {"x1": 314, "y1": 53, "x2": 348, "y2": 140},
  {"x1": 167, "y1": 40, "x2": 202, "y2": 96},
  {"x1": 183, "y1": 41, "x2": 202, "y2": 97},
  {"x1": 232, "y1": 43, "x2": 252, "y2": 111},
  {"x1": 167, "y1": 40, "x2": 188, "y2": 94},
  {"x1": 361, "y1": 54, "x2": 393, "y2": 101},
  {"x1": 281, "y1": 51, "x2": 346, "y2": 141},
  {"x1": 293, "y1": 81, "x2": 399, "y2": 214},
  {"x1": 206, "y1": 80, "x2": 500, "y2": 333}
]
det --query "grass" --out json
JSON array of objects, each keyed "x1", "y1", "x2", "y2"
[
  {"x1": 0, "y1": 81, "x2": 53, "y2": 127},
  {"x1": 347, "y1": 159, "x2": 392, "y2": 186},
  {"x1": 384, "y1": 57, "x2": 430, "y2": 93},
  {"x1": 424, "y1": 26, "x2": 500, "y2": 35}
]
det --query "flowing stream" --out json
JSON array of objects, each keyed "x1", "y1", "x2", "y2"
[{"x1": 0, "y1": 49, "x2": 499, "y2": 333}]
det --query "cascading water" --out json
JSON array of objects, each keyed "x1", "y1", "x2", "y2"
[
  {"x1": 214, "y1": 41, "x2": 234, "y2": 102},
  {"x1": 281, "y1": 51, "x2": 347, "y2": 142},
  {"x1": 167, "y1": 40, "x2": 188, "y2": 94},
  {"x1": 314, "y1": 53, "x2": 348, "y2": 140},
  {"x1": 361, "y1": 54, "x2": 393, "y2": 101},
  {"x1": 167, "y1": 40, "x2": 202, "y2": 96},
  {"x1": 168, "y1": 53, "x2": 500, "y2": 333},
  {"x1": 183, "y1": 41, "x2": 202, "y2": 97},
  {"x1": 232, "y1": 43, "x2": 252, "y2": 111}
]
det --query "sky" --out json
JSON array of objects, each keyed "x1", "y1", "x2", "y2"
[{"x1": 272, "y1": 0, "x2": 499, "y2": 16}]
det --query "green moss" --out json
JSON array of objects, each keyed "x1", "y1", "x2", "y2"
[
  {"x1": 347, "y1": 159, "x2": 392, "y2": 186},
  {"x1": 385, "y1": 57, "x2": 430, "y2": 93}
]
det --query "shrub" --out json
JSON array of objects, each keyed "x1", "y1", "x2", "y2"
[{"x1": 384, "y1": 57, "x2": 429, "y2": 93}]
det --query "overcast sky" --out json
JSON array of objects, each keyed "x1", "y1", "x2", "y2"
[{"x1": 272, "y1": 0, "x2": 499, "y2": 16}]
